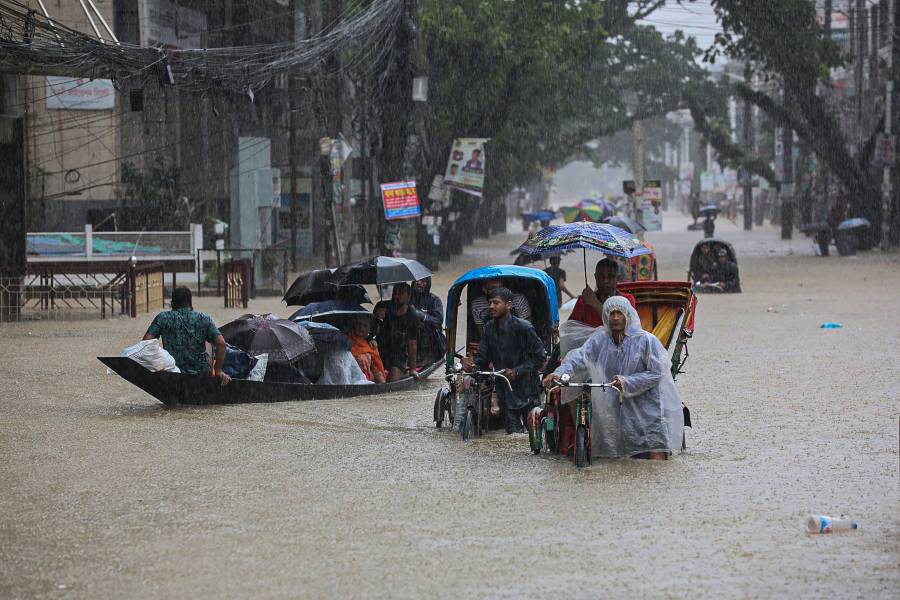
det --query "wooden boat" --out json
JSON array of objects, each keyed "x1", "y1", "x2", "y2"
[{"x1": 99, "y1": 356, "x2": 443, "y2": 407}]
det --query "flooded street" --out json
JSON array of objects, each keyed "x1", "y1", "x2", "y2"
[{"x1": 1, "y1": 213, "x2": 898, "y2": 599}]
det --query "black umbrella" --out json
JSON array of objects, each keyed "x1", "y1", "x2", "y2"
[
  {"x1": 289, "y1": 301, "x2": 372, "y2": 322},
  {"x1": 333, "y1": 256, "x2": 432, "y2": 285},
  {"x1": 602, "y1": 215, "x2": 646, "y2": 234},
  {"x1": 220, "y1": 313, "x2": 315, "y2": 363},
  {"x1": 283, "y1": 269, "x2": 371, "y2": 306},
  {"x1": 297, "y1": 321, "x2": 351, "y2": 352}
]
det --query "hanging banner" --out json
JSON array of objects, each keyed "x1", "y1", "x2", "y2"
[
  {"x1": 642, "y1": 184, "x2": 663, "y2": 206},
  {"x1": 381, "y1": 181, "x2": 421, "y2": 220},
  {"x1": 640, "y1": 201, "x2": 663, "y2": 231},
  {"x1": 444, "y1": 138, "x2": 488, "y2": 197}
]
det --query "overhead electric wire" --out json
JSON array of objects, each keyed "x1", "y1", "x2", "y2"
[{"x1": 0, "y1": 0, "x2": 404, "y2": 95}]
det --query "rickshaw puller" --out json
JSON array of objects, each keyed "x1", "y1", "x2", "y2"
[
  {"x1": 462, "y1": 287, "x2": 546, "y2": 434},
  {"x1": 544, "y1": 296, "x2": 683, "y2": 460}
]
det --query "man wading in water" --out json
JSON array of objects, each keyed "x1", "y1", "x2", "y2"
[{"x1": 462, "y1": 287, "x2": 546, "y2": 434}]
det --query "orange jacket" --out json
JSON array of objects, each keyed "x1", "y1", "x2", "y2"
[{"x1": 348, "y1": 334, "x2": 386, "y2": 382}]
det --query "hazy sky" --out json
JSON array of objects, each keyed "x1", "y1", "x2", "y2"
[{"x1": 638, "y1": 1, "x2": 722, "y2": 49}]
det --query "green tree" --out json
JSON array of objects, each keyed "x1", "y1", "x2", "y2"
[
  {"x1": 702, "y1": 0, "x2": 886, "y2": 238},
  {"x1": 120, "y1": 158, "x2": 187, "y2": 231}
]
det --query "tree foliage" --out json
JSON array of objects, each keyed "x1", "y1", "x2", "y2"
[
  {"x1": 120, "y1": 159, "x2": 187, "y2": 230},
  {"x1": 704, "y1": 0, "x2": 884, "y2": 232},
  {"x1": 416, "y1": 1, "x2": 709, "y2": 198}
]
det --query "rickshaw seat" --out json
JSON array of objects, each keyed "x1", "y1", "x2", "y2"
[{"x1": 636, "y1": 305, "x2": 682, "y2": 349}]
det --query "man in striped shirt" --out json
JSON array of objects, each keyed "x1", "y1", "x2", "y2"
[{"x1": 470, "y1": 278, "x2": 531, "y2": 337}]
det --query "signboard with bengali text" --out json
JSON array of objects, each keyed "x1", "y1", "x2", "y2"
[{"x1": 381, "y1": 181, "x2": 421, "y2": 220}]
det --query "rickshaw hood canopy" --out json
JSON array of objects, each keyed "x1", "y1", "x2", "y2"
[{"x1": 446, "y1": 265, "x2": 559, "y2": 327}]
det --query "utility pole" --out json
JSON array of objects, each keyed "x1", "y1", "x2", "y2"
[
  {"x1": 780, "y1": 122, "x2": 794, "y2": 240},
  {"x1": 632, "y1": 119, "x2": 644, "y2": 230},
  {"x1": 818, "y1": 0, "x2": 832, "y2": 225},
  {"x1": 288, "y1": 72, "x2": 298, "y2": 269},
  {"x1": 742, "y1": 61, "x2": 753, "y2": 230},
  {"x1": 882, "y1": 0, "x2": 897, "y2": 247}
]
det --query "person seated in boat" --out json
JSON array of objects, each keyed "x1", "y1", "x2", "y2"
[
  {"x1": 375, "y1": 282, "x2": 421, "y2": 382},
  {"x1": 544, "y1": 296, "x2": 683, "y2": 460},
  {"x1": 411, "y1": 277, "x2": 446, "y2": 367},
  {"x1": 143, "y1": 287, "x2": 230, "y2": 384},
  {"x1": 470, "y1": 278, "x2": 532, "y2": 337},
  {"x1": 568, "y1": 258, "x2": 636, "y2": 327},
  {"x1": 263, "y1": 359, "x2": 311, "y2": 384},
  {"x1": 347, "y1": 317, "x2": 387, "y2": 384}
]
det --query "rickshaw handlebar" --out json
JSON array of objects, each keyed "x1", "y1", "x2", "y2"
[
  {"x1": 547, "y1": 380, "x2": 625, "y2": 404},
  {"x1": 445, "y1": 367, "x2": 512, "y2": 391}
]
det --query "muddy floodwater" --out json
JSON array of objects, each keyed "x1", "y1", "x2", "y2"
[{"x1": 1, "y1": 213, "x2": 898, "y2": 599}]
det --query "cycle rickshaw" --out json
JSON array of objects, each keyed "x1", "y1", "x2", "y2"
[
  {"x1": 528, "y1": 280, "x2": 698, "y2": 467},
  {"x1": 433, "y1": 265, "x2": 559, "y2": 439}
]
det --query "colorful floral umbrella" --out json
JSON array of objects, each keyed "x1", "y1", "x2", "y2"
[
  {"x1": 561, "y1": 204, "x2": 605, "y2": 223},
  {"x1": 577, "y1": 198, "x2": 614, "y2": 214}
]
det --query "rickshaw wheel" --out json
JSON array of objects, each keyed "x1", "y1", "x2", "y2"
[
  {"x1": 575, "y1": 427, "x2": 588, "y2": 468},
  {"x1": 461, "y1": 408, "x2": 476, "y2": 441},
  {"x1": 545, "y1": 421, "x2": 559, "y2": 454},
  {"x1": 433, "y1": 389, "x2": 446, "y2": 428}
]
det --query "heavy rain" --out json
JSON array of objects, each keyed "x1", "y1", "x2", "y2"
[{"x1": 0, "y1": 1, "x2": 898, "y2": 598}]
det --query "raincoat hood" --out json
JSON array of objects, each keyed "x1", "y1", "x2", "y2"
[
  {"x1": 602, "y1": 296, "x2": 643, "y2": 335},
  {"x1": 416, "y1": 276, "x2": 432, "y2": 294}
]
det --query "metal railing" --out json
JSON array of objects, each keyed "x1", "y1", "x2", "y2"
[{"x1": 0, "y1": 262, "x2": 165, "y2": 322}]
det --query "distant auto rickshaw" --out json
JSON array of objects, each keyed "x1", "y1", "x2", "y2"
[
  {"x1": 433, "y1": 266, "x2": 559, "y2": 438},
  {"x1": 528, "y1": 281, "x2": 698, "y2": 465},
  {"x1": 688, "y1": 238, "x2": 741, "y2": 293}
]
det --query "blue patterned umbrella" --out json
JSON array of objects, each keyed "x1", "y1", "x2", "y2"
[
  {"x1": 515, "y1": 222, "x2": 651, "y2": 284},
  {"x1": 515, "y1": 222, "x2": 650, "y2": 259}
]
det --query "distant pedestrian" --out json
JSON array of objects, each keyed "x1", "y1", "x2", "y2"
[{"x1": 543, "y1": 256, "x2": 575, "y2": 308}]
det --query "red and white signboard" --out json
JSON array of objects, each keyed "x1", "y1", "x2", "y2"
[{"x1": 381, "y1": 181, "x2": 421, "y2": 220}]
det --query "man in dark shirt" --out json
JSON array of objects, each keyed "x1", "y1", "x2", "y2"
[
  {"x1": 462, "y1": 287, "x2": 546, "y2": 434},
  {"x1": 143, "y1": 287, "x2": 230, "y2": 383},
  {"x1": 543, "y1": 255, "x2": 575, "y2": 308},
  {"x1": 411, "y1": 277, "x2": 446, "y2": 367},
  {"x1": 708, "y1": 248, "x2": 739, "y2": 292},
  {"x1": 375, "y1": 283, "x2": 421, "y2": 381}
]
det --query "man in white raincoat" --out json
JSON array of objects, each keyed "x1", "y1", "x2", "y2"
[{"x1": 543, "y1": 296, "x2": 683, "y2": 459}]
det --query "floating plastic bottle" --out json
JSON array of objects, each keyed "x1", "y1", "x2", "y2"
[{"x1": 806, "y1": 514, "x2": 858, "y2": 534}]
